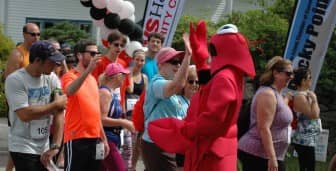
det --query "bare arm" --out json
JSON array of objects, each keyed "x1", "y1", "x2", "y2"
[
  {"x1": 293, "y1": 91, "x2": 320, "y2": 119},
  {"x1": 51, "y1": 110, "x2": 64, "y2": 146},
  {"x1": 256, "y1": 90, "x2": 278, "y2": 168},
  {"x1": 143, "y1": 74, "x2": 148, "y2": 90},
  {"x1": 4, "y1": 49, "x2": 23, "y2": 79},
  {"x1": 40, "y1": 108, "x2": 65, "y2": 167},
  {"x1": 126, "y1": 72, "x2": 134, "y2": 94},
  {"x1": 163, "y1": 33, "x2": 191, "y2": 98},
  {"x1": 66, "y1": 56, "x2": 100, "y2": 96},
  {"x1": 329, "y1": 154, "x2": 336, "y2": 171},
  {"x1": 99, "y1": 116, "x2": 110, "y2": 158},
  {"x1": 15, "y1": 95, "x2": 66, "y2": 122}
]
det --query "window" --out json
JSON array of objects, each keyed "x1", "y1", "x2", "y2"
[{"x1": 26, "y1": 18, "x2": 93, "y2": 34}]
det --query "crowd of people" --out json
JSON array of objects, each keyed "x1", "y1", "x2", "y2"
[{"x1": 1, "y1": 21, "x2": 330, "y2": 171}]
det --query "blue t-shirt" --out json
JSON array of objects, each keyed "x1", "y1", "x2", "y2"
[
  {"x1": 141, "y1": 56, "x2": 158, "y2": 81},
  {"x1": 142, "y1": 74, "x2": 188, "y2": 142}
]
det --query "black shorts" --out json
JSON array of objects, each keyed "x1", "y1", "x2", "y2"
[
  {"x1": 64, "y1": 138, "x2": 102, "y2": 171},
  {"x1": 10, "y1": 152, "x2": 47, "y2": 171},
  {"x1": 176, "y1": 153, "x2": 185, "y2": 167}
]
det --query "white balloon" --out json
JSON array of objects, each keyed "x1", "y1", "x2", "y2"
[
  {"x1": 93, "y1": 19, "x2": 104, "y2": 27},
  {"x1": 125, "y1": 41, "x2": 146, "y2": 57},
  {"x1": 127, "y1": 14, "x2": 135, "y2": 22},
  {"x1": 119, "y1": 1, "x2": 135, "y2": 19},
  {"x1": 100, "y1": 25, "x2": 116, "y2": 40},
  {"x1": 92, "y1": 0, "x2": 107, "y2": 9},
  {"x1": 106, "y1": 0, "x2": 123, "y2": 13}
]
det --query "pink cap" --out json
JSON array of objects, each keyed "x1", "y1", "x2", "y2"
[
  {"x1": 104, "y1": 63, "x2": 130, "y2": 76},
  {"x1": 156, "y1": 47, "x2": 185, "y2": 64}
]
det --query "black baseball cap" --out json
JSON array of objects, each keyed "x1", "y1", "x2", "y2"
[{"x1": 30, "y1": 40, "x2": 65, "y2": 64}]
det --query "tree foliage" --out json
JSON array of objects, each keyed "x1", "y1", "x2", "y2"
[
  {"x1": 220, "y1": 10, "x2": 289, "y2": 75},
  {"x1": 0, "y1": 24, "x2": 14, "y2": 116},
  {"x1": 0, "y1": 25, "x2": 14, "y2": 61},
  {"x1": 172, "y1": 15, "x2": 217, "y2": 51},
  {"x1": 173, "y1": 0, "x2": 336, "y2": 106},
  {"x1": 41, "y1": 21, "x2": 90, "y2": 47}
]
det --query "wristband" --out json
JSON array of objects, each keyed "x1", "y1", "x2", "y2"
[{"x1": 50, "y1": 143, "x2": 60, "y2": 150}]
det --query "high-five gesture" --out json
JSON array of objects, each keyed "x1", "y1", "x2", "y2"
[
  {"x1": 189, "y1": 20, "x2": 210, "y2": 71},
  {"x1": 183, "y1": 32, "x2": 192, "y2": 58}
]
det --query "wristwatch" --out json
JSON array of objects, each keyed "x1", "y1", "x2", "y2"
[{"x1": 50, "y1": 143, "x2": 60, "y2": 150}]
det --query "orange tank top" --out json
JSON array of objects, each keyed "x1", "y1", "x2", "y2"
[{"x1": 16, "y1": 44, "x2": 30, "y2": 67}]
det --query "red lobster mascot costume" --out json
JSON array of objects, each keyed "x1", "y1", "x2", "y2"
[{"x1": 148, "y1": 21, "x2": 255, "y2": 171}]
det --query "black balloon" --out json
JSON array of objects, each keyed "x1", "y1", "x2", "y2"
[
  {"x1": 104, "y1": 13, "x2": 121, "y2": 29},
  {"x1": 80, "y1": 0, "x2": 93, "y2": 7},
  {"x1": 90, "y1": 7, "x2": 107, "y2": 20},
  {"x1": 118, "y1": 19, "x2": 135, "y2": 36},
  {"x1": 129, "y1": 24, "x2": 143, "y2": 41}
]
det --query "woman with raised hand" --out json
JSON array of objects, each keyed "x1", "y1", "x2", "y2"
[{"x1": 141, "y1": 34, "x2": 191, "y2": 171}]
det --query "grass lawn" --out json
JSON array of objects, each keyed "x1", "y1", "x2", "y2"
[
  {"x1": 285, "y1": 156, "x2": 329, "y2": 171},
  {"x1": 238, "y1": 156, "x2": 330, "y2": 171}
]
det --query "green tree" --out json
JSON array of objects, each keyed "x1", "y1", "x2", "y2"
[
  {"x1": 41, "y1": 21, "x2": 90, "y2": 46},
  {"x1": 0, "y1": 25, "x2": 14, "y2": 61},
  {"x1": 0, "y1": 24, "x2": 14, "y2": 117},
  {"x1": 267, "y1": 0, "x2": 295, "y2": 21},
  {"x1": 221, "y1": 10, "x2": 289, "y2": 75},
  {"x1": 173, "y1": 10, "x2": 289, "y2": 77},
  {"x1": 172, "y1": 15, "x2": 217, "y2": 51}
]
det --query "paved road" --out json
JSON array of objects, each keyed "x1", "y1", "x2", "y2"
[
  {"x1": 0, "y1": 118, "x2": 145, "y2": 171},
  {"x1": 0, "y1": 118, "x2": 9, "y2": 171}
]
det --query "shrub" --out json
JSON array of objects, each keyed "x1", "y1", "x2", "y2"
[
  {"x1": 0, "y1": 24, "x2": 14, "y2": 117},
  {"x1": 41, "y1": 21, "x2": 90, "y2": 47}
]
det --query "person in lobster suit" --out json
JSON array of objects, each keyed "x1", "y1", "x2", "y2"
[{"x1": 147, "y1": 20, "x2": 256, "y2": 171}]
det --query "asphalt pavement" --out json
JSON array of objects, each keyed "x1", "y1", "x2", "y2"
[
  {"x1": 0, "y1": 117, "x2": 145, "y2": 171},
  {"x1": 0, "y1": 118, "x2": 9, "y2": 171}
]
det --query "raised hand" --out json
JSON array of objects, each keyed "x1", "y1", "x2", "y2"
[
  {"x1": 183, "y1": 32, "x2": 192, "y2": 58},
  {"x1": 87, "y1": 55, "x2": 102, "y2": 73},
  {"x1": 189, "y1": 20, "x2": 210, "y2": 71}
]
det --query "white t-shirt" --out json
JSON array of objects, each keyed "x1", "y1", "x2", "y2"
[{"x1": 5, "y1": 68, "x2": 60, "y2": 155}]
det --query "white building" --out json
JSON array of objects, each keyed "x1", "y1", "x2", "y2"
[
  {"x1": 0, "y1": 0, "x2": 97, "y2": 43},
  {"x1": 0, "y1": 0, "x2": 258, "y2": 44}
]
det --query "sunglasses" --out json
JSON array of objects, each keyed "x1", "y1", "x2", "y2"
[
  {"x1": 167, "y1": 60, "x2": 182, "y2": 66},
  {"x1": 25, "y1": 32, "x2": 40, "y2": 37},
  {"x1": 188, "y1": 80, "x2": 199, "y2": 85},
  {"x1": 84, "y1": 51, "x2": 100, "y2": 57},
  {"x1": 281, "y1": 70, "x2": 294, "y2": 77},
  {"x1": 112, "y1": 43, "x2": 125, "y2": 48}
]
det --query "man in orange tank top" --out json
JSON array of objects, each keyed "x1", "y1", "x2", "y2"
[{"x1": 4, "y1": 23, "x2": 40, "y2": 79}]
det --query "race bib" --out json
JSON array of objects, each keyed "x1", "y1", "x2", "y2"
[
  {"x1": 30, "y1": 119, "x2": 50, "y2": 139},
  {"x1": 126, "y1": 98, "x2": 138, "y2": 112},
  {"x1": 287, "y1": 126, "x2": 292, "y2": 144},
  {"x1": 95, "y1": 141, "x2": 105, "y2": 160}
]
